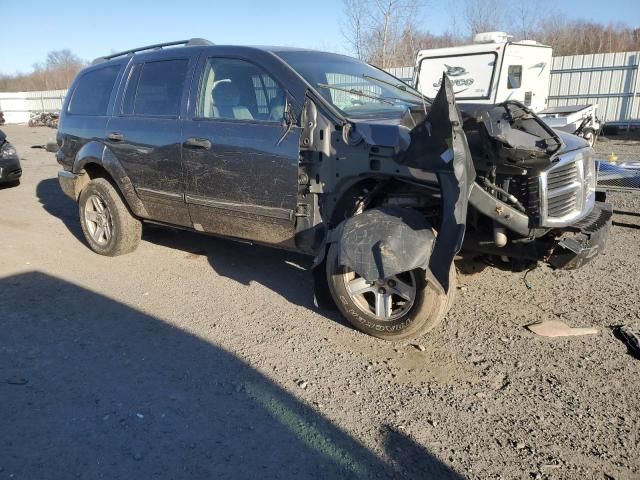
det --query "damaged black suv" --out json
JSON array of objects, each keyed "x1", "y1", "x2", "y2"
[{"x1": 55, "y1": 39, "x2": 611, "y2": 340}]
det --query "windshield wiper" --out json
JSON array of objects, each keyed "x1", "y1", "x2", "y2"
[
  {"x1": 316, "y1": 83, "x2": 395, "y2": 105},
  {"x1": 362, "y1": 74, "x2": 432, "y2": 103}
]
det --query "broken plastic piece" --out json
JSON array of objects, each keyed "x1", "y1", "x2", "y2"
[
  {"x1": 526, "y1": 320, "x2": 598, "y2": 337},
  {"x1": 613, "y1": 325, "x2": 640, "y2": 359}
]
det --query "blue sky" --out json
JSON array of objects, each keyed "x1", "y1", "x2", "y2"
[{"x1": 2, "y1": 0, "x2": 640, "y2": 74}]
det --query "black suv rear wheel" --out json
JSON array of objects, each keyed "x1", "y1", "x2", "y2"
[
  {"x1": 325, "y1": 242, "x2": 455, "y2": 340},
  {"x1": 78, "y1": 178, "x2": 142, "y2": 256}
]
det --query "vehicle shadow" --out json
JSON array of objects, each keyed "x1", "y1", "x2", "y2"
[
  {"x1": 35, "y1": 177, "x2": 346, "y2": 325},
  {"x1": 0, "y1": 271, "x2": 462, "y2": 479},
  {"x1": 142, "y1": 225, "x2": 350, "y2": 325},
  {"x1": 35, "y1": 177, "x2": 85, "y2": 243}
]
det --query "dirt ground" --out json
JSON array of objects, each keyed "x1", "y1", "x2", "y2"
[{"x1": 1, "y1": 124, "x2": 639, "y2": 480}]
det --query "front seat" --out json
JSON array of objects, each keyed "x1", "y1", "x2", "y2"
[{"x1": 210, "y1": 81, "x2": 253, "y2": 120}]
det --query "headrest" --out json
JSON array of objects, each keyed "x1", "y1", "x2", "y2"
[{"x1": 211, "y1": 80, "x2": 240, "y2": 107}]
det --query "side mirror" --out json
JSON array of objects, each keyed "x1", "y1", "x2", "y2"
[{"x1": 45, "y1": 142, "x2": 59, "y2": 153}]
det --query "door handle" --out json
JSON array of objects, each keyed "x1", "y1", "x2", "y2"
[
  {"x1": 183, "y1": 137, "x2": 212, "y2": 150},
  {"x1": 107, "y1": 132, "x2": 124, "y2": 142}
]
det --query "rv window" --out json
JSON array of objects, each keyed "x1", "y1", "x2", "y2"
[{"x1": 507, "y1": 65, "x2": 522, "y2": 89}]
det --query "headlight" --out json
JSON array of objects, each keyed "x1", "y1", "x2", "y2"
[
  {"x1": 583, "y1": 148, "x2": 596, "y2": 196},
  {"x1": 0, "y1": 141, "x2": 17, "y2": 159}
]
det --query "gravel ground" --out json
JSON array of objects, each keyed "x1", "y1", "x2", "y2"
[
  {"x1": 1, "y1": 124, "x2": 639, "y2": 480},
  {"x1": 596, "y1": 131, "x2": 640, "y2": 162}
]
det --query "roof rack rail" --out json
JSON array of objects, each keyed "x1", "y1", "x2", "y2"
[{"x1": 92, "y1": 38, "x2": 213, "y2": 64}]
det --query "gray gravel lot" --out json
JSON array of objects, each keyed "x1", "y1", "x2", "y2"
[{"x1": 1, "y1": 124, "x2": 639, "y2": 480}]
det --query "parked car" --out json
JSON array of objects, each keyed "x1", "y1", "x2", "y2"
[
  {"x1": 54, "y1": 39, "x2": 611, "y2": 340},
  {"x1": 0, "y1": 129, "x2": 22, "y2": 186}
]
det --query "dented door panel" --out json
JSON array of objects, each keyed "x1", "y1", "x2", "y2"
[{"x1": 182, "y1": 120, "x2": 302, "y2": 245}]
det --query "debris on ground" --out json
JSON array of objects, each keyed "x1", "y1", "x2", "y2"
[
  {"x1": 613, "y1": 324, "x2": 640, "y2": 358},
  {"x1": 526, "y1": 320, "x2": 598, "y2": 337},
  {"x1": 28, "y1": 111, "x2": 59, "y2": 128}
]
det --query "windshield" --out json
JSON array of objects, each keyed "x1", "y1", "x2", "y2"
[{"x1": 274, "y1": 50, "x2": 429, "y2": 119}]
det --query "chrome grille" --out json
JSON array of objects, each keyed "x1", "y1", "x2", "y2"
[
  {"x1": 539, "y1": 148, "x2": 596, "y2": 227},
  {"x1": 546, "y1": 162, "x2": 580, "y2": 218}
]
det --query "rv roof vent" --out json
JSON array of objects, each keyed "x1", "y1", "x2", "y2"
[
  {"x1": 473, "y1": 32, "x2": 510, "y2": 44},
  {"x1": 518, "y1": 39, "x2": 540, "y2": 46}
]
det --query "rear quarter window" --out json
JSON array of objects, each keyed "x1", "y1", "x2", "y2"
[{"x1": 68, "y1": 64, "x2": 121, "y2": 116}]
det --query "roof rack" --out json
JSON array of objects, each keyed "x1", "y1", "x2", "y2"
[{"x1": 92, "y1": 38, "x2": 213, "y2": 64}]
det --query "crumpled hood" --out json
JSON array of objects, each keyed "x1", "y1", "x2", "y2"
[
  {"x1": 555, "y1": 129, "x2": 590, "y2": 154},
  {"x1": 347, "y1": 101, "x2": 584, "y2": 170}
]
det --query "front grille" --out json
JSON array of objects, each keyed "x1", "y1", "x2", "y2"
[
  {"x1": 539, "y1": 148, "x2": 595, "y2": 227},
  {"x1": 548, "y1": 190, "x2": 578, "y2": 217}
]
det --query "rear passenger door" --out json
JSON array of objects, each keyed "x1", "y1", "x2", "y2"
[
  {"x1": 107, "y1": 52, "x2": 198, "y2": 226},
  {"x1": 182, "y1": 56, "x2": 301, "y2": 246}
]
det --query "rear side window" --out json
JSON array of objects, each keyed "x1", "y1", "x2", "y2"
[
  {"x1": 68, "y1": 64, "x2": 121, "y2": 116},
  {"x1": 507, "y1": 65, "x2": 522, "y2": 89},
  {"x1": 122, "y1": 59, "x2": 188, "y2": 116}
]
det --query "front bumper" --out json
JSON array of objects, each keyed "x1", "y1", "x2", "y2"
[
  {"x1": 548, "y1": 201, "x2": 612, "y2": 269},
  {"x1": 0, "y1": 156, "x2": 22, "y2": 183}
]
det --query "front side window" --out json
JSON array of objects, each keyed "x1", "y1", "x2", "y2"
[
  {"x1": 68, "y1": 64, "x2": 121, "y2": 116},
  {"x1": 197, "y1": 58, "x2": 285, "y2": 121},
  {"x1": 122, "y1": 59, "x2": 188, "y2": 116},
  {"x1": 275, "y1": 50, "x2": 427, "y2": 119},
  {"x1": 507, "y1": 65, "x2": 523, "y2": 89}
]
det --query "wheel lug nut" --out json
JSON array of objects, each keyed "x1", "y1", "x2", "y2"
[
  {"x1": 378, "y1": 287, "x2": 386, "y2": 294},
  {"x1": 388, "y1": 280, "x2": 396, "y2": 287}
]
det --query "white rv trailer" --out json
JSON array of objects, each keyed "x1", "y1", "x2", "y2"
[
  {"x1": 413, "y1": 32, "x2": 601, "y2": 144},
  {"x1": 414, "y1": 32, "x2": 553, "y2": 112}
]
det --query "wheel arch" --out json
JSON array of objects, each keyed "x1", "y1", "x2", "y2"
[{"x1": 72, "y1": 142, "x2": 149, "y2": 218}]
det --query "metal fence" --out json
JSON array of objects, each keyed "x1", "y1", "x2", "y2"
[
  {"x1": 0, "y1": 89, "x2": 67, "y2": 124},
  {"x1": 385, "y1": 66, "x2": 415, "y2": 84},
  {"x1": 549, "y1": 52, "x2": 640, "y2": 128}
]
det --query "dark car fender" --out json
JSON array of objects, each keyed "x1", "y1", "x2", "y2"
[
  {"x1": 314, "y1": 76, "x2": 475, "y2": 296},
  {"x1": 73, "y1": 141, "x2": 148, "y2": 218}
]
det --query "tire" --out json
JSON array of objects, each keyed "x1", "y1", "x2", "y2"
[
  {"x1": 78, "y1": 178, "x2": 142, "y2": 256},
  {"x1": 582, "y1": 128, "x2": 596, "y2": 147},
  {"x1": 325, "y1": 242, "x2": 455, "y2": 341}
]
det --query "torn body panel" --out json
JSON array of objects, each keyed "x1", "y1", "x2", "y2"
[
  {"x1": 318, "y1": 76, "x2": 475, "y2": 294},
  {"x1": 334, "y1": 207, "x2": 435, "y2": 282},
  {"x1": 461, "y1": 101, "x2": 562, "y2": 171}
]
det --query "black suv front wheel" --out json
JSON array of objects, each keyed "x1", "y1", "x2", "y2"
[
  {"x1": 325, "y1": 242, "x2": 455, "y2": 340},
  {"x1": 78, "y1": 178, "x2": 142, "y2": 256}
]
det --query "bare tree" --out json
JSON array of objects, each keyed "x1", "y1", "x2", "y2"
[
  {"x1": 462, "y1": 0, "x2": 506, "y2": 36},
  {"x1": 509, "y1": 0, "x2": 548, "y2": 40},
  {"x1": 0, "y1": 50, "x2": 85, "y2": 92},
  {"x1": 341, "y1": 0, "x2": 370, "y2": 60},
  {"x1": 341, "y1": 0, "x2": 423, "y2": 68}
]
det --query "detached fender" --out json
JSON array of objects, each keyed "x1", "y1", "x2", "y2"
[
  {"x1": 314, "y1": 76, "x2": 474, "y2": 294},
  {"x1": 329, "y1": 207, "x2": 436, "y2": 281},
  {"x1": 397, "y1": 75, "x2": 475, "y2": 293}
]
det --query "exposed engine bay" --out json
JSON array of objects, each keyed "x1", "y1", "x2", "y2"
[{"x1": 297, "y1": 75, "x2": 610, "y2": 296}]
